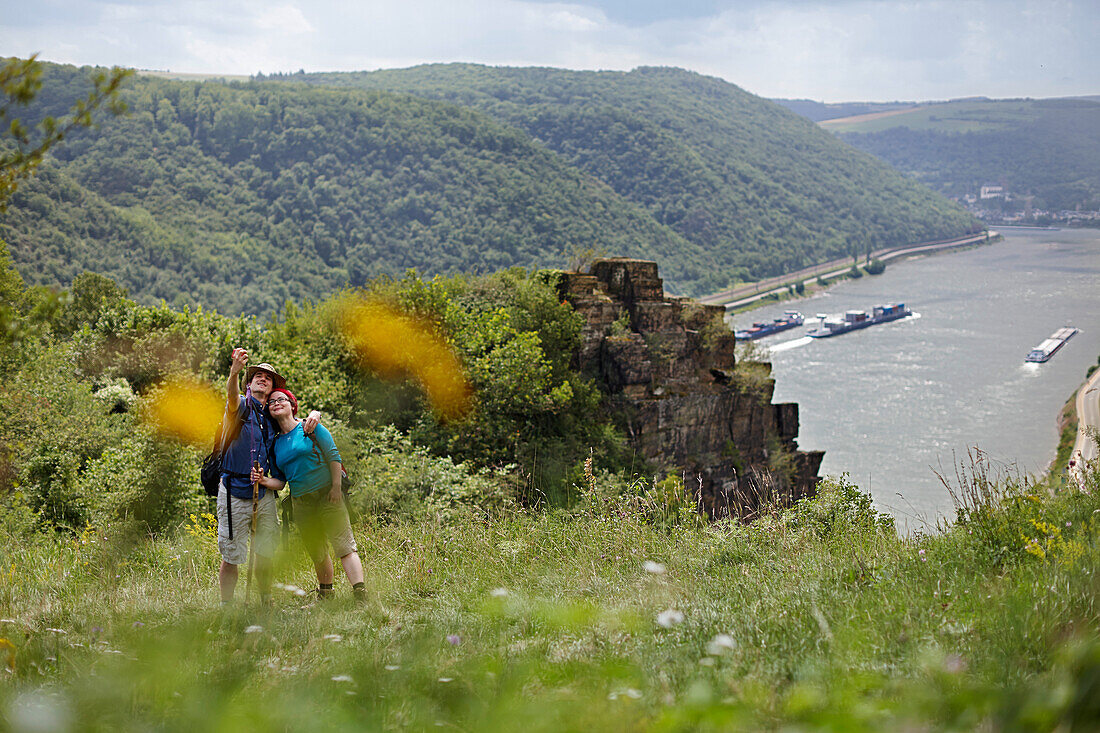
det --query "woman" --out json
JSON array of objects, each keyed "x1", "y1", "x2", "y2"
[{"x1": 252, "y1": 387, "x2": 366, "y2": 601}]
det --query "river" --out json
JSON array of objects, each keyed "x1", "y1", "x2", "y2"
[{"x1": 727, "y1": 228, "x2": 1100, "y2": 532}]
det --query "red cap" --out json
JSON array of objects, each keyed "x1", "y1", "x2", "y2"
[{"x1": 269, "y1": 388, "x2": 298, "y2": 415}]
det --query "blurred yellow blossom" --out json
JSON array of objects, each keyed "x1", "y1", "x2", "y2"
[
  {"x1": 145, "y1": 377, "x2": 224, "y2": 447},
  {"x1": 341, "y1": 299, "x2": 472, "y2": 421}
]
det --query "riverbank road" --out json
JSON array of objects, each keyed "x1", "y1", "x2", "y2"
[
  {"x1": 698, "y1": 232, "x2": 992, "y2": 310},
  {"x1": 1072, "y1": 365, "x2": 1100, "y2": 488}
]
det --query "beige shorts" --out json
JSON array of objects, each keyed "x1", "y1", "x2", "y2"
[
  {"x1": 217, "y1": 481, "x2": 278, "y2": 565},
  {"x1": 293, "y1": 490, "x2": 357, "y2": 563}
]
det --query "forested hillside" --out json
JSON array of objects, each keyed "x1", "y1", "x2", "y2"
[
  {"x1": 823, "y1": 97, "x2": 1100, "y2": 211},
  {"x1": 2, "y1": 62, "x2": 978, "y2": 315},
  {"x1": 1, "y1": 64, "x2": 707, "y2": 314},
  {"x1": 280, "y1": 64, "x2": 978, "y2": 277}
]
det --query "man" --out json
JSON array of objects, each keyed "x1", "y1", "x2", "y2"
[{"x1": 217, "y1": 347, "x2": 320, "y2": 605}]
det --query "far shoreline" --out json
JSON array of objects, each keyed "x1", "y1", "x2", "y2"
[{"x1": 704, "y1": 230, "x2": 998, "y2": 315}]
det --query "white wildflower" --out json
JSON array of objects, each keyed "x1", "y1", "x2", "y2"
[
  {"x1": 643, "y1": 560, "x2": 666, "y2": 575},
  {"x1": 323, "y1": 634, "x2": 343, "y2": 642},
  {"x1": 331, "y1": 675, "x2": 354, "y2": 683},
  {"x1": 244, "y1": 625, "x2": 263, "y2": 634},
  {"x1": 274, "y1": 583, "x2": 308, "y2": 597},
  {"x1": 705, "y1": 633, "x2": 736, "y2": 655},
  {"x1": 490, "y1": 587, "x2": 509, "y2": 597},
  {"x1": 656, "y1": 609, "x2": 684, "y2": 628}
]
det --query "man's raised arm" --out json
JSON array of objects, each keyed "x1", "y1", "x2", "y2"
[{"x1": 227, "y1": 347, "x2": 248, "y2": 409}]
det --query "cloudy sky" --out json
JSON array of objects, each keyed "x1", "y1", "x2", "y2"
[{"x1": 3, "y1": 0, "x2": 1097, "y2": 101}]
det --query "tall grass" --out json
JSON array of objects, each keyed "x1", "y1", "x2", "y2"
[{"x1": 2, "y1": 464, "x2": 1100, "y2": 731}]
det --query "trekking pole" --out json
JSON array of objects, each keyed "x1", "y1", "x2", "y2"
[
  {"x1": 244, "y1": 384, "x2": 259, "y2": 605},
  {"x1": 246, "y1": 459, "x2": 260, "y2": 604}
]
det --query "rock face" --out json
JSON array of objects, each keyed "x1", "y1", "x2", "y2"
[{"x1": 559, "y1": 258, "x2": 823, "y2": 519}]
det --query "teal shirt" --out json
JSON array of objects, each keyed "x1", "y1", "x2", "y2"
[{"x1": 270, "y1": 423, "x2": 342, "y2": 498}]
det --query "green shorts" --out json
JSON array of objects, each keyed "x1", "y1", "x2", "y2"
[{"x1": 292, "y1": 490, "x2": 358, "y2": 563}]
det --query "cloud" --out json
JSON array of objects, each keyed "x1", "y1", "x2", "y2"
[{"x1": 0, "y1": 0, "x2": 1096, "y2": 100}]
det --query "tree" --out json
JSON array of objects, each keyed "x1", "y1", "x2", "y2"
[
  {"x1": 0, "y1": 54, "x2": 132, "y2": 210},
  {"x1": 0, "y1": 56, "x2": 131, "y2": 354}
]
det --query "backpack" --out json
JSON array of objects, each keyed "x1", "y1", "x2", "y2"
[{"x1": 199, "y1": 402, "x2": 249, "y2": 497}]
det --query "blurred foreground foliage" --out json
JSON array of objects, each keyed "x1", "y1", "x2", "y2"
[{"x1": 0, "y1": 444, "x2": 1098, "y2": 730}]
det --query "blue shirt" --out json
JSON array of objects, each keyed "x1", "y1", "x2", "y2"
[
  {"x1": 220, "y1": 395, "x2": 276, "y2": 500},
  {"x1": 270, "y1": 423, "x2": 342, "y2": 498}
]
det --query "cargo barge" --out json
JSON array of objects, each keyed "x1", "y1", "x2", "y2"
[
  {"x1": 734, "y1": 310, "x2": 804, "y2": 340},
  {"x1": 1025, "y1": 327, "x2": 1079, "y2": 363},
  {"x1": 807, "y1": 303, "x2": 912, "y2": 338}
]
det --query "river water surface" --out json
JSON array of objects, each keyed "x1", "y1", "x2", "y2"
[{"x1": 727, "y1": 228, "x2": 1100, "y2": 531}]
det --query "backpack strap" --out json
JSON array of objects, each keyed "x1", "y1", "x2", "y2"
[
  {"x1": 267, "y1": 438, "x2": 280, "y2": 478},
  {"x1": 305, "y1": 431, "x2": 326, "y2": 462},
  {"x1": 216, "y1": 397, "x2": 251, "y2": 453}
]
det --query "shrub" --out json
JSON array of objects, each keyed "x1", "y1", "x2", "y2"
[
  {"x1": 80, "y1": 434, "x2": 203, "y2": 535},
  {"x1": 93, "y1": 378, "x2": 136, "y2": 413},
  {"x1": 345, "y1": 425, "x2": 521, "y2": 521},
  {"x1": 933, "y1": 447, "x2": 1088, "y2": 569},
  {"x1": 0, "y1": 345, "x2": 132, "y2": 528},
  {"x1": 788, "y1": 474, "x2": 894, "y2": 538},
  {"x1": 21, "y1": 446, "x2": 88, "y2": 529}
]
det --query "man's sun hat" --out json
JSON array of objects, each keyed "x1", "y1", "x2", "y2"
[{"x1": 244, "y1": 362, "x2": 286, "y2": 390}]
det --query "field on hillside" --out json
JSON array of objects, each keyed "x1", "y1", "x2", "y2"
[
  {"x1": 831, "y1": 96, "x2": 1100, "y2": 210},
  {"x1": 3, "y1": 464, "x2": 1100, "y2": 731},
  {"x1": 821, "y1": 99, "x2": 1040, "y2": 134}
]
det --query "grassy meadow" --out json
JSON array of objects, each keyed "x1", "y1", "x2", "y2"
[{"x1": 3, "y1": 459, "x2": 1100, "y2": 731}]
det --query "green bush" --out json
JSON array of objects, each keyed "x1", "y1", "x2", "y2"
[
  {"x1": 21, "y1": 446, "x2": 88, "y2": 529},
  {"x1": 344, "y1": 425, "x2": 521, "y2": 521},
  {"x1": 788, "y1": 474, "x2": 895, "y2": 539},
  {"x1": 864, "y1": 258, "x2": 886, "y2": 275},
  {"x1": 0, "y1": 345, "x2": 132, "y2": 528},
  {"x1": 79, "y1": 434, "x2": 203, "y2": 534}
]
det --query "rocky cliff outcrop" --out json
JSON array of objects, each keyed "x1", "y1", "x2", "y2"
[{"x1": 559, "y1": 258, "x2": 823, "y2": 519}]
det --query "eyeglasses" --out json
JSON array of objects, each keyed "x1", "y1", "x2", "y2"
[{"x1": 269, "y1": 397, "x2": 291, "y2": 406}]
